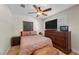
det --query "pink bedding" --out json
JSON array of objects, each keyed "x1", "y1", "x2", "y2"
[{"x1": 19, "y1": 35, "x2": 53, "y2": 55}]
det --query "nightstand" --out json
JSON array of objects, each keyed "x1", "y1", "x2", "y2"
[{"x1": 11, "y1": 36, "x2": 21, "y2": 47}]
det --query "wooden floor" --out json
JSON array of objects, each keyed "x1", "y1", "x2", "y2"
[
  {"x1": 58, "y1": 51, "x2": 79, "y2": 55},
  {"x1": 58, "y1": 50, "x2": 79, "y2": 55},
  {"x1": 69, "y1": 52, "x2": 79, "y2": 55},
  {"x1": 55, "y1": 48, "x2": 79, "y2": 55}
]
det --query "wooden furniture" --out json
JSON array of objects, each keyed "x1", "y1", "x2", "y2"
[
  {"x1": 45, "y1": 30, "x2": 71, "y2": 54},
  {"x1": 11, "y1": 36, "x2": 21, "y2": 47}
]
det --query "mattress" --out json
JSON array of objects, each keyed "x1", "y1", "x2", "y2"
[{"x1": 19, "y1": 35, "x2": 53, "y2": 55}]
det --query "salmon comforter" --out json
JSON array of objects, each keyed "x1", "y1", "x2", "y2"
[{"x1": 19, "y1": 35, "x2": 53, "y2": 55}]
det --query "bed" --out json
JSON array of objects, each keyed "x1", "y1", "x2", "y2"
[{"x1": 7, "y1": 31, "x2": 60, "y2": 55}]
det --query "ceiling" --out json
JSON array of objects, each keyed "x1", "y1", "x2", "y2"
[{"x1": 7, "y1": 4, "x2": 75, "y2": 19}]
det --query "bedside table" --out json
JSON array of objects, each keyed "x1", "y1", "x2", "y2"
[{"x1": 11, "y1": 36, "x2": 21, "y2": 47}]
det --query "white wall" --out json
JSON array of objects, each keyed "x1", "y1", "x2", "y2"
[
  {"x1": 0, "y1": 5, "x2": 13, "y2": 54},
  {"x1": 12, "y1": 15, "x2": 42, "y2": 36},
  {"x1": 43, "y1": 5, "x2": 79, "y2": 53}
]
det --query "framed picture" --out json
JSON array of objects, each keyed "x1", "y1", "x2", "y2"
[
  {"x1": 23, "y1": 21, "x2": 33, "y2": 31},
  {"x1": 60, "y1": 26, "x2": 68, "y2": 32}
]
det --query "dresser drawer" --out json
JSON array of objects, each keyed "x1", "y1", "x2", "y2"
[
  {"x1": 54, "y1": 36, "x2": 65, "y2": 42},
  {"x1": 53, "y1": 32, "x2": 65, "y2": 37},
  {"x1": 53, "y1": 37, "x2": 66, "y2": 48},
  {"x1": 53, "y1": 41, "x2": 66, "y2": 49}
]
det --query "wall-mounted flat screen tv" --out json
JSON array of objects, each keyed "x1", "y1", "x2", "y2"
[{"x1": 45, "y1": 19, "x2": 57, "y2": 30}]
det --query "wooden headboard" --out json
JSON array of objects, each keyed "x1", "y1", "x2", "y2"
[{"x1": 11, "y1": 36, "x2": 21, "y2": 47}]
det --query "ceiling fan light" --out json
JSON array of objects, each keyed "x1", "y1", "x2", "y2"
[{"x1": 37, "y1": 12, "x2": 42, "y2": 16}]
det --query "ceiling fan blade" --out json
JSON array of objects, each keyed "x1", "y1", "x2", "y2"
[
  {"x1": 20, "y1": 4, "x2": 25, "y2": 8},
  {"x1": 28, "y1": 12, "x2": 36, "y2": 14},
  {"x1": 43, "y1": 8, "x2": 52, "y2": 12},
  {"x1": 38, "y1": 7, "x2": 41, "y2": 11},
  {"x1": 33, "y1": 5, "x2": 41, "y2": 12},
  {"x1": 33, "y1": 5, "x2": 38, "y2": 9},
  {"x1": 42, "y1": 13, "x2": 47, "y2": 16}
]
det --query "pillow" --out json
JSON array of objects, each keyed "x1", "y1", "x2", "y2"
[
  {"x1": 30, "y1": 31, "x2": 37, "y2": 35},
  {"x1": 21, "y1": 31, "x2": 31, "y2": 36},
  {"x1": 21, "y1": 31, "x2": 37, "y2": 36}
]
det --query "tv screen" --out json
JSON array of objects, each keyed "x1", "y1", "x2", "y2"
[{"x1": 45, "y1": 19, "x2": 57, "y2": 29}]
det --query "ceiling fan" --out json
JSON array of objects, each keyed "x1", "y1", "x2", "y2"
[{"x1": 28, "y1": 5, "x2": 52, "y2": 17}]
